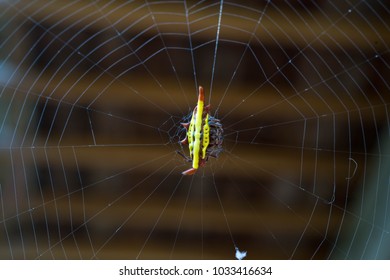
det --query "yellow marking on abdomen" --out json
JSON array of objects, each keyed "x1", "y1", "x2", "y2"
[{"x1": 192, "y1": 86, "x2": 204, "y2": 169}]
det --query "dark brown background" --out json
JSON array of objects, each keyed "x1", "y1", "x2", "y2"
[{"x1": 0, "y1": 0, "x2": 389, "y2": 259}]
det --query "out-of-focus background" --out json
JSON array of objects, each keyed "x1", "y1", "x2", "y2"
[{"x1": 0, "y1": 0, "x2": 389, "y2": 259}]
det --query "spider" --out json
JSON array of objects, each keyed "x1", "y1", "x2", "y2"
[{"x1": 179, "y1": 86, "x2": 223, "y2": 175}]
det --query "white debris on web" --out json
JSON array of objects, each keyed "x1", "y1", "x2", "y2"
[{"x1": 235, "y1": 247, "x2": 247, "y2": 260}]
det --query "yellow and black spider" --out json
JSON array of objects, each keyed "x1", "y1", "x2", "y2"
[{"x1": 179, "y1": 86, "x2": 223, "y2": 175}]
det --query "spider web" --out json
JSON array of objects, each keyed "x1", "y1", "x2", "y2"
[{"x1": 0, "y1": 0, "x2": 389, "y2": 260}]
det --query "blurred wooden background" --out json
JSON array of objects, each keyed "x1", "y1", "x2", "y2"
[{"x1": 0, "y1": 0, "x2": 389, "y2": 259}]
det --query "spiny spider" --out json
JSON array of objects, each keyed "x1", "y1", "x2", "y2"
[{"x1": 178, "y1": 86, "x2": 223, "y2": 175}]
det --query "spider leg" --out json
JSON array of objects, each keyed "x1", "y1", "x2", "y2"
[
  {"x1": 176, "y1": 150, "x2": 192, "y2": 162},
  {"x1": 180, "y1": 122, "x2": 189, "y2": 144}
]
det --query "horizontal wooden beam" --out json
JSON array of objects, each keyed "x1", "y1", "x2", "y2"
[
  {"x1": 29, "y1": 194, "x2": 342, "y2": 237},
  {"x1": 11, "y1": 68, "x2": 389, "y2": 123},
  {"x1": 13, "y1": 143, "x2": 352, "y2": 187},
  {"x1": 11, "y1": 0, "x2": 389, "y2": 50}
]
